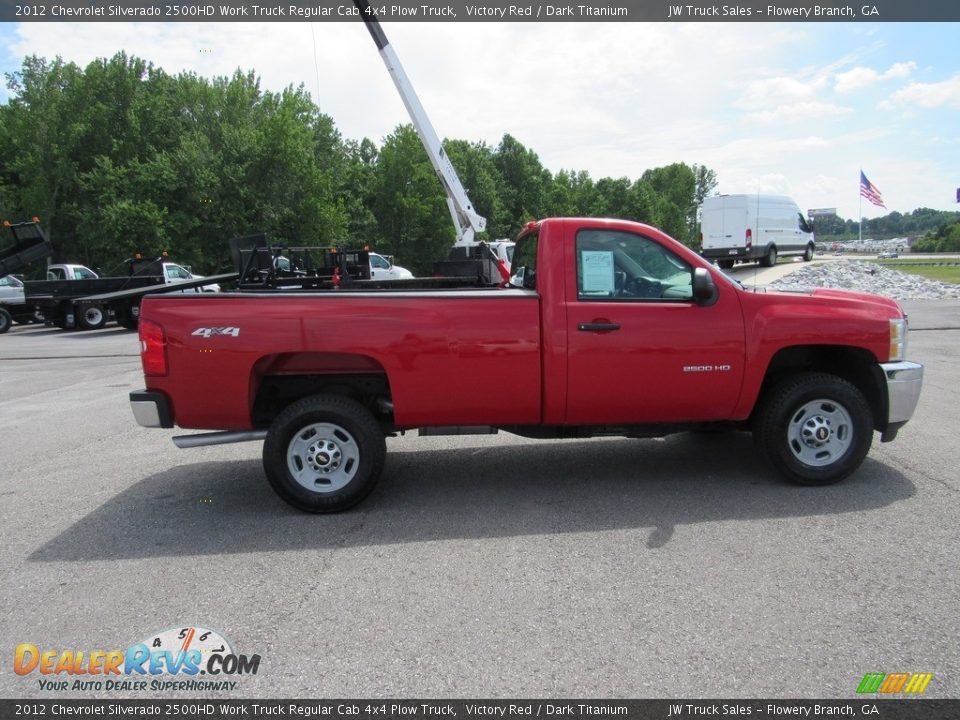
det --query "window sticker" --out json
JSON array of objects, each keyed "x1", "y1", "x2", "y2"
[{"x1": 580, "y1": 250, "x2": 615, "y2": 295}]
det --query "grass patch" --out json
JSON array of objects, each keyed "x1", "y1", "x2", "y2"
[{"x1": 869, "y1": 261, "x2": 960, "y2": 284}]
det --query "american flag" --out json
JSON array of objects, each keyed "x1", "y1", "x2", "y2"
[{"x1": 860, "y1": 171, "x2": 886, "y2": 208}]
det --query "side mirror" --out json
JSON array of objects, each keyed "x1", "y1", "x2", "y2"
[{"x1": 693, "y1": 267, "x2": 719, "y2": 307}]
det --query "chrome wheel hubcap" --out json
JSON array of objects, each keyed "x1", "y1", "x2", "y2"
[
  {"x1": 787, "y1": 399, "x2": 853, "y2": 467},
  {"x1": 286, "y1": 423, "x2": 359, "y2": 493}
]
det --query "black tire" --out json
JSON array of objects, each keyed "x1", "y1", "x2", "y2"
[
  {"x1": 0, "y1": 307, "x2": 11, "y2": 334},
  {"x1": 717, "y1": 259, "x2": 735, "y2": 270},
  {"x1": 803, "y1": 243, "x2": 814, "y2": 262},
  {"x1": 116, "y1": 303, "x2": 140, "y2": 330},
  {"x1": 753, "y1": 372, "x2": 873, "y2": 486},
  {"x1": 78, "y1": 304, "x2": 107, "y2": 330},
  {"x1": 761, "y1": 245, "x2": 778, "y2": 267},
  {"x1": 262, "y1": 394, "x2": 386, "y2": 512}
]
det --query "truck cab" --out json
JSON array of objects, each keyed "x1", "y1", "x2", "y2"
[
  {"x1": 369, "y1": 253, "x2": 413, "y2": 280},
  {"x1": 47, "y1": 264, "x2": 99, "y2": 281},
  {"x1": 487, "y1": 240, "x2": 515, "y2": 270},
  {"x1": 161, "y1": 262, "x2": 221, "y2": 293},
  {"x1": 0, "y1": 274, "x2": 35, "y2": 332}
]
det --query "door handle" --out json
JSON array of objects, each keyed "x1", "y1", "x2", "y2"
[{"x1": 578, "y1": 322, "x2": 620, "y2": 332}]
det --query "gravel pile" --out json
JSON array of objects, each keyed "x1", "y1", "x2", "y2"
[{"x1": 768, "y1": 260, "x2": 960, "y2": 300}]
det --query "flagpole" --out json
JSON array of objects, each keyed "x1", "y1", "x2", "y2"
[{"x1": 858, "y1": 171, "x2": 863, "y2": 244}]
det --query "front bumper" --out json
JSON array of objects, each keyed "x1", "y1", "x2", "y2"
[
  {"x1": 879, "y1": 361, "x2": 923, "y2": 441},
  {"x1": 130, "y1": 390, "x2": 174, "y2": 428}
]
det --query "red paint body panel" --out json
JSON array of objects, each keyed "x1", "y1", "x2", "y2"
[
  {"x1": 557, "y1": 218, "x2": 746, "y2": 423},
  {"x1": 731, "y1": 287, "x2": 898, "y2": 419},
  {"x1": 141, "y1": 292, "x2": 542, "y2": 430},
  {"x1": 139, "y1": 218, "x2": 905, "y2": 432}
]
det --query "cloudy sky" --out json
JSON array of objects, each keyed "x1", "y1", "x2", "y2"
[{"x1": 1, "y1": 19, "x2": 958, "y2": 220}]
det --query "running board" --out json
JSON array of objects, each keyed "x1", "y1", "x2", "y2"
[
  {"x1": 418, "y1": 426, "x2": 498, "y2": 436},
  {"x1": 173, "y1": 430, "x2": 268, "y2": 448}
]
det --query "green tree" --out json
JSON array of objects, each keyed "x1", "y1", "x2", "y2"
[
  {"x1": 494, "y1": 134, "x2": 552, "y2": 234},
  {"x1": 641, "y1": 162, "x2": 697, "y2": 245},
  {"x1": 372, "y1": 124, "x2": 452, "y2": 275}
]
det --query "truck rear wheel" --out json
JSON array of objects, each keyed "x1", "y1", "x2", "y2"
[
  {"x1": 116, "y1": 303, "x2": 140, "y2": 330},
  {"x1": 761, "y1": 245, "x2": 777, "y2": 267},
  {"x1": 262, "y1": 394, "x2": 386, "y2": 512},
  {"x1": 717, "y1": 259, "x2": 735, "y2": 270},
  {"x1": 0, "y1": 308, "x2": 11, "y2": 334},
  {"x1": 754, "y1": 372, "x2": 873, "y2": 486},
  {"x1": 78, "y1": 304, "x2": 107, "y2": 330}
]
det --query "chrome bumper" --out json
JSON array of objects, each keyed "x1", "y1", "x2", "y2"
[
  {"x1": 879, "y1": 361, "x2": 923, "y2": 437},
  {"x1": 130, "y1": 390, "x2": 173, "y2": 429}
]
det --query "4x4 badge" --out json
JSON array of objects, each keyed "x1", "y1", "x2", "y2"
[{"x1": 192, "y1": 327, "x2": 240, "y2": 338}]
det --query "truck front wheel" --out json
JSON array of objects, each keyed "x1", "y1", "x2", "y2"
[
  {"x1": 262, "y1": 394, "x2": 386, "y2": 512},
  {"x1": 0, "y1": 307, "x2": 12, "y2": 334},
  {"x1": 754, "y1": 373, "x2": 873, "y2": 485}
]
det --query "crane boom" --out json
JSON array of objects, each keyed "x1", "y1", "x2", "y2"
[{"x1": 353, "y1": 0, "x2": 487, "y2": 246}]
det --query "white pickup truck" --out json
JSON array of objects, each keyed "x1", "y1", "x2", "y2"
[
  {"x1": 48, "y1": 263, "x2": 220, "y2": 292},
  {"x1": 368, "y1": 252, "x2": 414, "y2": 280},
  {"x1": 0, "y1": 275, "x2": 38, "y2": 332}
]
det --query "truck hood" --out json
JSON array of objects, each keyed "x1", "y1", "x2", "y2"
[{"x1": 753, "y1": 286, "x2": 904, "y2": 317}]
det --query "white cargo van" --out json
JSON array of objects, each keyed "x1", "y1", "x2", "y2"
[{"x1": 700, "y1": 194, "x2": 815, "y2": 269}]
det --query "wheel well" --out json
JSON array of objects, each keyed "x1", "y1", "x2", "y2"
[
  {"x1": 759, "y1": 345, "x2": 886, "y2": 431},
  {"x1": 252, "y1": 372, "x2": 393, "y2": 428}
]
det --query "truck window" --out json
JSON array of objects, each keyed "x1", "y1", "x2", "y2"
[
  {"x1": 575, "y1": 229, "x2": 693, "y2": 301},
  {"x1": 797, "y1": 213, "x2": 813, "y2": 234},
  {"x1": 166, "y1": 265, "x2": 191, "y2": 280},
  {"x1": 510, "y1": 232, "x2": 538, "y2": 290},
  {"x1": 74, "y1": 267, "x2": 98, "y2": 280}
]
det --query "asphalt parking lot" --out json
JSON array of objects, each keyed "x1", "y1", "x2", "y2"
[{"x1": 1, "y1": 301, "x2": 958, "y2": 700}]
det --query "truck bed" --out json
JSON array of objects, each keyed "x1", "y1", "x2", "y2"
[
  {"x1": 0, "y1": 221, "x2": 53, "y2": 278},
  {"x1": 140, "y1": 288, "x2": 543, "y2": 430}
]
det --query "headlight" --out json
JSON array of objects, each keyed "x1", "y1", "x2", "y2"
[{"x1": 889, "y1": 318, "x2": 907, "y2": 362}]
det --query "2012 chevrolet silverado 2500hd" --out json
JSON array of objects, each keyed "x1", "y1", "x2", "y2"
[{"x1": 130, "y1": 217, "x2": 923, "y2": 512}]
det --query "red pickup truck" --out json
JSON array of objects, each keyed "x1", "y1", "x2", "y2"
[{"x1": 130, "y1": 218, "x2": 923, "y2": 512}]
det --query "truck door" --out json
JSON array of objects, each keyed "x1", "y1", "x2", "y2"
[
  {"x1": 564, "y1": 226, "x2": 745, "y2": 425},
  {"x1": 370, "y1": 253, "x2": 390, "y2": 279}
]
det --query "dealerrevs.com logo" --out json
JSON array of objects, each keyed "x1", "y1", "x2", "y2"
[{"x1": 14, "y1": 626, "x2": 261, "y2": 692}]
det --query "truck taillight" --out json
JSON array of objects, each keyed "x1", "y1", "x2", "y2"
[
  {"x1": 140, "y1": 319, "x2": 168, "y2": 377},
  {"x1": 745, "y1": 228, "x2": 752, "y2": 250}
]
